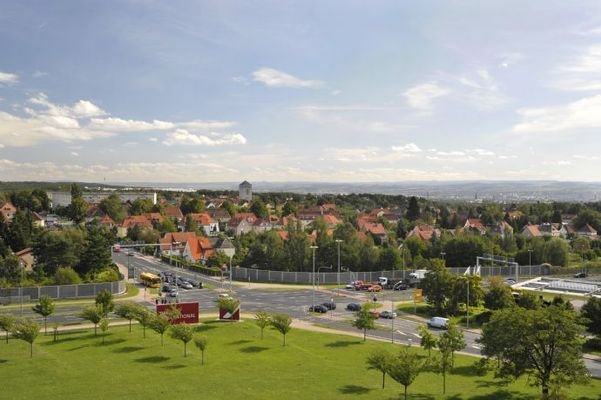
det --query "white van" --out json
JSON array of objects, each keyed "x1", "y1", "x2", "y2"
[{"x1": 427, "y1": 317, "x2": 449, "y2": 329}]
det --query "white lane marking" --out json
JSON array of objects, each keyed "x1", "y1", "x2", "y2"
[
  {"x1": 471, "y1": 344, "x2": 482, "y2": 350},
  {"x1": 396, "y1": 330, "x2": 406, "y2": 336},
  {"x1": 412, "y1": 333, "x2": 421, "y2": 338}
]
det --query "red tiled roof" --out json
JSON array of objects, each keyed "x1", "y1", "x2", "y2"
[
  {"x1": 234, "y1": 212, "x2": 257, "y2": 222},
  {"x1": 121, "y1": 215, "x2": 152, "y2": 228},
  {"x1": 185, "y1": 237, "x2": 214, "y2": 262},
  {"x1": 188, "y1": 213, "x2": 215, "y2": 226},
  {"x1": 164, "y1": 206, "x2": 183, "y2": 220}
]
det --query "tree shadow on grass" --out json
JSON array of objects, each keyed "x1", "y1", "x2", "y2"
[
  {"x1": 136, "y1": 356, "x2": 170, "y2": 364},
  {"x1": 474, "y1": 379, "x2": 511, "y2": 389},
  {"x1": 41, "y1": 336, "x2": 80, "y2": 345},
  {"x1": 407, "y1": 395, "x2": 436, "y2": 400},
  {"x1": 165, "y1": 364, "x2": 187, "y2": 369},
  {"x1": 338, "y1": 385, "x2": 373, "y2": 395},
  {"x1": 97, "y1": 338, "x2": 126, "y2": 347},
  {"x1": 228, "y1": 339, "x2": 252, "y2": 346},
  {"x1": 468, "y1": 390, "x2": 537, "y2": 400},
  {"x1": 0, "y1": 359, "x2": 7, "y2": 364},
  {"x1": 325, "y1": 340, "x2": 362, "y2": 348},
  {"x1": 113, "y1": 346, "x2": 145, "y2": 354},
  {"x1": 240, "y1": 346, "x2": 269, "y2": 353},
  {"x1": 451, "y1": 365, "x2": 481, "y2": 377},
  {"x1": 68, "y1": 344, "x2": 90, "y2": 352},
  {"x1": 194, "y1": 324, "x2": 218, "y2": 333}
]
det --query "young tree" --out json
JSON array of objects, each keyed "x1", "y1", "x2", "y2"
[
  {"x1": 150, "y1": 313, "x2": 171, "y2": 346},
  {"x1": 170, "y1": 324, "x2": 193, "y2": 357},
  {"x1": 0, "y1": 313, "x2": 16, "y2": 344},
  {"x1": 270, "y1": 314, "x2": 292, "y2": 346},
  {"x1": 418, "y1": 324, "x2": 438, "y2": 357},
  {"x1": 581, "y1": 297, "x2": 601, "y2": 336},
  {"x1": 52, "y1": 323, "x2": 59, "y2": 342},
  {"x1": 436, "y1": 336, "x2": 454, "y2": 395},
  {"x1": 80, "y1": 306, "x2": 103, "y2": 336},
  {"x1": 387, "y1": 348, "x2": 425, "y2": 400},
  {"x1": 352, "y1": 306, "x2": 376, "y2": 342},
  {"x1": 440, "y1": 322, "x2": 466, "y2": 367},
  {"x1": 479, "y1": 306, "x2": 589, "y2": 399},
  {"x1": 133, "y1": 306, "x2": 153, "y2": 339},
  {"x1": 484, "y1": 276, "x2": 515, "y2": 310},
  {"x1": 12, "y1": 318, "x2": 40, "y2": 358},
  {"x1": 194, "y1": 335, "x2": 208, "y2": 365},
  {"x1": 114, "y1": 302, "x2": 138, "y2": 333},
  {"x1": 95, "y1": 289, "x2": 114, "y2": 316},
  {"x1": 32, "y1": 296, "x2": 55, "y2": 335},
  {"x1": 254, "y1": 311, "x2": 271, "y2": 339},
  {"x1": 366, "y1": 348, "x2": 392, "y2": 389},
  {"x1": 99, "y1": 318, "x2": 109, "y2": 344}
]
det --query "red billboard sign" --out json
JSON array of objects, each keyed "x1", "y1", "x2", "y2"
[
  {"x1": 219, "y1": 307, "x2": 240, "y2": 321},
  {"x1": 156, "y1": 302, "x2": 199, "y2": 324}
]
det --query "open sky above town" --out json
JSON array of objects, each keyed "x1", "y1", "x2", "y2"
[{"x1": 1, "y1": 1, "x2": 601, "y2": 183}]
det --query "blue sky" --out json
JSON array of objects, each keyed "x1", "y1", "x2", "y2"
[{"x1": 1, "y1": 1, "x2": 601, "y2": 183}]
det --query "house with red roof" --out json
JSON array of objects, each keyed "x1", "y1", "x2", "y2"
[
  {"x1": 160, "y1": 232, "x2": 198, "y2": 255},
  {"x1": 407, "y1": 225, "x2": 441, "y2": 241},
  {"x1": 227, "y1": 216, "x2": 253, "y2": 236},
  {"x1": 0, "y1": 201, "x2": 17, "y2": 223},
  {"x1": 464, "y1": 218, "x2": 487, "y2": 235},
  {"x1": 164, "y1": 206, "x2": 184, "y2": 223},
  {"x1": 188, "y1": 213, "x2": 219, "y2": 236},
  {"x1": 183, "y1": 237, "x2": 214, "y2": 263}
]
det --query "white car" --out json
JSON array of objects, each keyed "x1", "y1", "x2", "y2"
[{"x1": 218, "y1": 293, "x2": 231, "y2": 299}]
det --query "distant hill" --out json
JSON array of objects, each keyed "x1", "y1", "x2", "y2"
[{"x1": 0, "y1": 181, "x2": 124, "y2": 192}]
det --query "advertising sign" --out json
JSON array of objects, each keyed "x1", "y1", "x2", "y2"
[
  {"x1": 156, "y1": 302, "x2": 199, "y2": 324},
  {"x1": 219, "y1": 307, "x2": 240, "y2": 321},
  {"x1": 413, "y1": 289, "x2": 423, "y2": 303}
]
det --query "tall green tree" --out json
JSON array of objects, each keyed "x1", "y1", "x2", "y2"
[
  {"x1": 250, "y1": 198, "x2": 268, "y2": 219},
  {"x1": 366, "y1": 348, "x2": 392, "y2": 389},
  {"x1": 68, "y1": 184, "x2": 87, "y2": 224},
  {"x1": 95, "y1": 289, "x2": 114, "y2": 316},
  {"x1": 33, "y1": 230, "x2": 82, "y2": 276},
  {"x1": 436, "y1": 335, "x2": 454, "y2": 395},
  {"x1": 479, "y1": 306, "x2": 589, "y2": 399},
  {"x1": 170, "y1": 324, "x2": 194, "y2": 357},
  {"x1": 440, "y1": 322, "x2": 466, "y2": 367},
  {"x1": 8, "y1": 209, "x2": 36, "y2": 251},
  {"x1": 134, "y1": 306, "x2": 153, "y2": 338},
  {"x1": 78, "y1": 226, "x2": 112, "y2": 276},
  {"x1": 387, "y1": 348, "x2": 425, "y2": 400},
  {"x1": 32, "y1": 296, "x2": 55, "y2": 335},
  {"x1": 99, "y1": 194, "x2": 126, "y2": 223},
  {"x1": 581, "y1": 297, "x2": 601, "y2": 336},
  {"x1": 406, "y1": 197, "x2": 420, "y2": 221},
  {"x1": 115, "y1": 302, "x2": 138, "y2": 333},
  {"x1": 484, "y1": 276, "x2": 515, "y2": 310},
  {"x1": 418, "y1": 324, "x2": 438, "y2": 357},
  {"x1": 99, "y1": 318, "x2": 109, "y2": 344},
  {"x1": 150, "y1": 313, "x2": 171, "y2": 346},
  {"x1": 270, "y1": 314, "x2": 292, "y2": 346},
  {"x1": 12, "y1": 318, "x2": 40, "y2": 358},
  {"x1": 352, "y1": 306, "x2": 376, "y2": 342}
]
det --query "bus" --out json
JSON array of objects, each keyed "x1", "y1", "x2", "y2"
[{"x1": 139, "y1": 272, "x2": 161, "y2": 288}]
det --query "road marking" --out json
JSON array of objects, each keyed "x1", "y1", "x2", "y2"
[
  {"x1": 412, "y1": 332, "x2": 421, "y2": 338},
  {"x1": 396, "y1": 330, "x2": 406, "y2": 336},
  {"x1": 471, "y1": 344, "x2": 481, "y2": 350}
]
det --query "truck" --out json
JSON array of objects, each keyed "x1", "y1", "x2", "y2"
[
  {"x1": 408, "y1": 269, "x2": 428, "y2": 279},
  {"x1": 377, "y1": 277, "x2": 404, "y2": 290}
]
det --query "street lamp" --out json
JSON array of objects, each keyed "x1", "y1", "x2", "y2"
[
  {"x1": 466, "y1": 276, "x2": 470, "y2": 329},
  {"x1": 528, "y1": 248, "x2": 533, "y2": 267},
  {"x1": 441, "y1": 251, "x2": 446, "y2": 266},
  {"x1": 310, "y1": 245, "x2": 318, "y2": 308},
  {"x1": 335, "y1": 239, "x2": 342, "y2": 293},
  {"x1": 229, "y1": 253, "x2": 233, "y2": 292}
]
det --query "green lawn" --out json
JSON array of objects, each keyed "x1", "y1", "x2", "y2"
[{"x1": 1, "y1": 321, "x2": 600, "y2": 399}]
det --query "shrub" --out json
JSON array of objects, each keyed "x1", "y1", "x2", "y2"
[{"x1": 54, "y1": 267, "x2": 81, "y2": 285}]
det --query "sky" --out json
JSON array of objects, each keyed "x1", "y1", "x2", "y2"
[{"x1": 1, "y1": 1, "x2": 601, "y2": 183}]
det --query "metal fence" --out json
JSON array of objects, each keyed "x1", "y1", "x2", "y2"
[
  {"x1": 232, "y1": 265, "x2": 549, "y2": 285},
  {"x1": 0, "y1": 280, "x2": 126, "y2": 304}
]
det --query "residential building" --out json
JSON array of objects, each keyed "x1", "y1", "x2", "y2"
[
  {"x1": 227, "y1": 217, "x2": 253, "y2": 236},
  {"x1": 183, "y1": 237, "x2": 214, "y2": 263},
  {"x1": 407, "y1": 225, "x2": 440, "y2": 241},
  {"x1": 239, "y1": 180, "x2": 252, "y2": 202},
  {"x1": 188, "y1": 213, "x2": 219, "y2": 236},
  {"x1": 160, "y1": 232, "x2": 198, "y2": 255},
  {"x1": 0, "y1": 201, "x2": 17, "y2": 222}
]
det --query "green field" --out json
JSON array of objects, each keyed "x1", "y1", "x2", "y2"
[{"x1": 1, "y1": 321, "x2": 600, "y2": 399}]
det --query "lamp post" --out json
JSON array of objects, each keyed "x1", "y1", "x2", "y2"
[
  {"x1": 441, "y1": 251, "x2": 446, "y2": 266},
  {"x1": 229, "y1": 254, "x2": 233, "y2": 292},
  {"x1": 528, "y1": 248, "x2": 532, "y2": 266},
  {"x1": 310, "y1": 245, "x2": 318, "y2": 308},
  {"x1": 391, "y1": 295, "x2": 395, "y2": 344},
  {"x1": 466, "y1": 276, "x2": 470, "y2": 329},
  {"x1": 335, "y1": 239, "x2": 342, "y2": 294}
]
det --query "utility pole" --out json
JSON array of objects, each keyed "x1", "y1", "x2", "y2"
[{"x1": 310, "y1": 245, "x2": 318, "y2": 308}]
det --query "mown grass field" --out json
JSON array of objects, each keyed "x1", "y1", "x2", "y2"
[{"x1": 1, "y1": 320, "x2": 600, "y2": 400}]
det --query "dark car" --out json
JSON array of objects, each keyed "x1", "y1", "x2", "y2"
[
  {"x1": 188, "y1": 280, "x2": 203, "y2": 288},
  {"x1": 321, "y1": 302, "x2": 336, "y2": 310},
  {"x1": 393, "y1": 282, "x2": 409, "y2": 291},
  {"x1": 309, "y1": 305, "x2": 328, "y2": 313},
  {"x1": 574, "y1": 272, "x2": 587, "y2": 278},
  {"x1": 161, "y1": 284, "x2": 170, "y2": 292},
  {"x1": 379, "y1": 310, "x2": 397, "y2": 319},
  {"x1": 345, "y1": 303, "x2": 361, "y2": 312}
]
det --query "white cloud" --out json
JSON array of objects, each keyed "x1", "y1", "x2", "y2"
[
  {"x1": 403, "y1": 82, "x2": 449, "y2": 110},
  {"x1": 32, "y1": 70, "x2": 48, "y2": 78},
  {"x1": 296, "y1": 105, "x2": 410, "y2": 134},
  {"x1": 71, "y1": 152, "x2": 79, "y2": 156},
  {"x1": 72, "y1": 100, "x2": 106, "y2": 117},
  {"x1": 455, "y1": 69, "x2": 510, "y2": 110},
  {"x1": 573, "y1": 154, "x2": 600, "y2": 161},
  {"x1": 552, "y1": 45, "x2": 601, "y2": 91},
  {"x1": 88, "y1": 117, "x2": 174, "y2": 132},
  {"x1": 392, "y1": 143, "x2": 422, "y2": 153},
  {"x1": 0, "y1": 71, "x2": 18, "y2": 85},
  {"x1": 436, "y1": 151, "x2": 465, "y2": 156},
  {"x1": 149, "y1": 137, "x2": 158, "y2": 142},
  {"x1": 470, "y1": 148, "x2": 495, "y2": 156},
  {"x1": 513, "y1": 94, "x2": 601, "y2": 134},
  {"x1": 499, "y1": 53, "x2": 523, "y2": 68},
  {"x1": 252, "y1": 68, "x2": 323, "y2": 88},
  {"x1": 162, "y1": 129, "x2": 247, "y2": 146}
]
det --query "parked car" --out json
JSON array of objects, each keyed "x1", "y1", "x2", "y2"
[
  {"x1": 218, "y1": 293, "x2": 231, "y2": 299},
  {"x1": 346, "y1": 303, "x2": 361, "y2": 311},
  {"x1": 180, "y1": 281, "x2": 194, "y2": 290},
  {"x1": 427, "y1": 317, "x2": 449, "y2": 329},
  {"x1": 188, "y1": 279, "x2": 203, "y2": 288},
  {"x1": 393, "y1": 282, "x2": 409, "y2": 291},
  {"x1": 321, "y1": 302, "x2": 336, "y2": 310},
  {"x1": 574, "y1": 272, "x2": 587, "y2": 278},
  {"x1": 168, "y1": 288, "x2": 178, "y2": 298},
  {"x1": 379, "y1": 310, "x2": 397, "y2": 319},
  {"x1": 161, "y1": 284, "x2": 170, "y2": 293},
  {"x1": 309, "y1": 305, "x2": 328, "y2": 313}
]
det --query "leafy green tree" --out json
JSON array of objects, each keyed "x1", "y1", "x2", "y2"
[
  {"x1": 436, "y1": 336, "x2": 454, "y2": 395},
  {"x1": 420, "y1": 263, "x2": 454, "y2": 315},
  {"x1": 270, "y1": 314, "x2": 292, "y2": 346},
  {"x1": 281, "y1": 201, "x2": 297, "y2": 217},
  {"x1": 387, "y1": 348, "x2": 425, "y2": 400},
  {"x1": 115, "y1": 302, "x2": 138, "y2": 333},
  {"x1": 220, "y1": 200, "x2": 236, "y2": 218},
  {"x1": 255, "y1": 311, "x2": 271, "y2": 339},
  {"x1": 194, "y1": 335, "x2": 208, "y2": 365},
  {"x1": 32, "y1": 296, "x2": 55, "y2": 335},
  {"x1": 54, "y1": 267, "x2": 82, "y2": 285},
  {"x1": 99, "y1": 318, "x2": 109, "y2": 344},
  {"x1": 134, "y1": 306, "x2": 153, "y2": 339},
  {"x1": 95, "y1": 289, "x2": 114, "y2": 316},
  {"x1": 8, "y1": 209, "x2": 36, "y2": 251},
  {"x1": 352, "y1": 306, "x2": 376, "y2": 342},
  {"x1": 378, "y1": 246, "x2": 402, "y2": 270},
  {"x1": 479, "y1": 306, "x2": 589, "y2": 399},
  {"x1": 33, "y1": 229, "x2": 84, "y2": 276},
  {"x1": 180, "y1": 195, "x2": 205, "y2": 215},
  {"x1": 250, "y1": 198, "x2": 268, "y2": 219},
  {"x1": 150, "y1": 313, "x2": 171, "y2": 346},
  {"x1": 0, "y1": 254, "x2": 21, "y2": 284},
  {"x1": 170, "y1": 324, "x2": 194, "y2": 356},
  {"x1": 366, "y1": 348, "x2": 392, "y2": 389},
  {"x1": 78, "y1": 226, "x2": 112, "y2": 276},
  {"x1": 484, "y1": 276, "x2": 515, "y2": 310},
  {"x1": 440, "y1": 322, "x2": 465, "y2": 367},
  {"x1": 159, "y1": 218, "x2": 178, "y2": 235},
  {"x1": 515, "y1": 291, "x2": 540, "y2": 310},
  {"x1": 99, "y1": 194, "x2": 126, "y2": 223},
  {"x1": 418, "y1": 324, "x2": 438, "y2": 357},
  {"x1": 130, "y1": 198, "x2": 153, "y2": 215},
  {"x1": 443, "y1": 235, "x2": 487, "y2": 269},
  {"x1": 184, "y1": 215, "x2": 200, "y2": 234},
  {"x1": 0, "y1": 313, "x2": 16, "y2": 344},
  {"x1": 80, "y1": 306, "x2": 103, "y2": 336},
  {"x1": 12, "y1": 318, "x2": 40, "y2": 358},
  {"x1": 581, "y1": 297, "x2": 601, "y2": 336},
  {"x1": 68, "y1": 184, "x2": 87, "y2": 224},
  {"x1": 406, "y1": 196, "x2": 420, "y2": 221}
]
